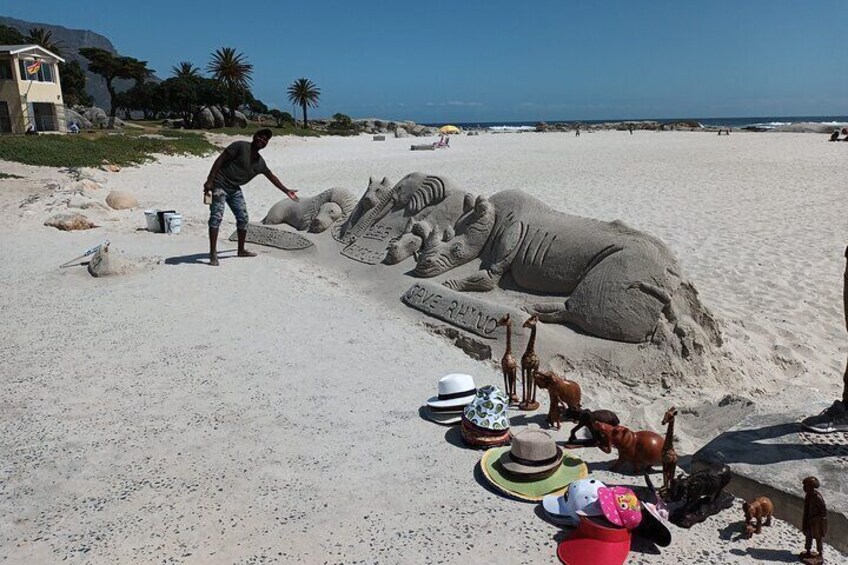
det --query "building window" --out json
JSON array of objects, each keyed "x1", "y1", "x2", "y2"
[
  {"x1": 18, "y1": 59, "x2": 54, "y2": 83},
  {"x1": 0, "y1": 60, "x2": 12, "y2": 80}
]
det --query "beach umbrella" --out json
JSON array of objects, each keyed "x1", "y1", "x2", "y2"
[{"x1": 439, "y1": 125, "x2": 460, "y2": 134}]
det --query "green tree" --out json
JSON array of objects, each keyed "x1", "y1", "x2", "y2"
[
  {"x1": 58, "y1": 60, "x2": 93, "y2": 107},
  {"x1": 207, "y1": 47, "x2": 252, "y2": 126},
  {"x1": 171, "y1": 61, "x2": 201, "y2": 79},
  {"x1": 120, "y1": 81, "x2": 161, "y2": 120},
  {"x1": 0, "y1": 25, "x2": 26, "y2": 45},
  {"x1": 287, "y1": 78, "x2": 320, "y2": 128},
  {"x1": 26, "y1": 28, "x2": 63, "y2": 55},
  {"x1": 79, "y1": 47, "x2": 152, "y2": 128}
]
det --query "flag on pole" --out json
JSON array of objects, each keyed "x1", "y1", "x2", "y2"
[{"x1": 26, "y1": 59, "x2": 42, "y2": 75}]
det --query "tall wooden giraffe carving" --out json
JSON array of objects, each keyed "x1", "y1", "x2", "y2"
[
  {"x1": 661, "y1": 406, "x2": 679, "y2": 491},
  {"x1": 496, "y1": 314, "x2": 518, "y2": 403},
  {"x1": 520, "y1": 315, "x2": 540, "y2": 411}
]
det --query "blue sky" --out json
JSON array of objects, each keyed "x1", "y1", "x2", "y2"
[{"x1": 4, "y1": 1, "x2": 847, "y2": 122}]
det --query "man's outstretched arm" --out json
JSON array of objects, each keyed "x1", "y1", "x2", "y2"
[{"x1": 265, "y1": 171, "x2": 299, "y2": 201}]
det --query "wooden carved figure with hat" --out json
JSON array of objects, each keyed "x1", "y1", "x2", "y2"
[{"x1": 800, "y1": 476, "x2": 827, "y2": 564}]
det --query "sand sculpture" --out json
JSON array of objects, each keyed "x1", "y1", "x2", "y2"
[
  {"x1": 267, "y1": 172, "x2": 721, "y2": 348},
  {"x1": 263, "y1": 188, "x2": 357, "y2": 233}
]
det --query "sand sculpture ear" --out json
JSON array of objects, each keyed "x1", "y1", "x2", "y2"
[
  {"x1": 412, "y1": 221, "x2": 432, "y2": 239},
  {"x1": 463, "y1": 193, "x2": 475, "y2": 213},
  {"x1": 425, "y1": 229, "x2": 440, "y2": 247},
  {"x1": 369, "y1": 176, "x2": 374, "y2": 185},
  {"x1": 442, "y1": 226, "x2": 455, "y2": 242},
  {"x1": 381, "y1": 176, "x2": 390, "y2": 186},
  {"x1": 403, "y1": 217, "x2": 415, "y2": 234}
]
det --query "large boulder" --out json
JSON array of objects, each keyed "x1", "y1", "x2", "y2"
[
  {"x1": 194, "y1": 108, "x2": 214, "y2": 129},
  {"x1": 81, "y1": 107, "x2": 125, "y2": 128},
  {"x1": 395, "y1": 127, "x2": 410, "y2": 138},
  {"x1": 105, "y1": 190, "x2": 138, "y2": 210},
  {"x1": 65, "y1": 107, "x2": 93, "y2": 129},
  {"x1": 233, "y1": 110, "x2": 248, "y2": 128},
  {"x1": 44, "y1": 213, "x2": 97, "y2": 231},
  {"x1": 210, "y1": 106, "x2": 225, "y2": 128}
]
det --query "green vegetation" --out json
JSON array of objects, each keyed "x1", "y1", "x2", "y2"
[
  {"x1": 0, "y1": 130, "x2": 215, "y2": 167},
  {"x1": 207, "y1": 47, "x2": 253, "y2": 127},
  {"x1": 79, "y1": 47, "x2": 152, "y2": 128}
]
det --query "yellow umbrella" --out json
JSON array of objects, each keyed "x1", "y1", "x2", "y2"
[{"x1": 439, "y1": 125, "x2": 460, "y2": 134}]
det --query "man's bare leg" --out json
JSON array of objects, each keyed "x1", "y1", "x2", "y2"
[
  {"x1": 237, "y1": 229, "x2": 256, "y2": 257},
  {"x1": 209, "y1": 227, "x2": 219, "y2": 266}
]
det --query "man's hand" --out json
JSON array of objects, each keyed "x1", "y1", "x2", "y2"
[
  {"x1": 285, "y1": 189, "x2": 299, "y2": 201},
  {"x1": 203, "y1": 180, "x2": 214, "y2": 193}
]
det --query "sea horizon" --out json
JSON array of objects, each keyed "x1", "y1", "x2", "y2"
[{"x1": 417, "y1": 115, "x2": 848, "y2": 130}]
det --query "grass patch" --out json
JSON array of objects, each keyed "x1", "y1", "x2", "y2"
[
  {"x1": 0, "y1": 130, "x2": 216, "y2": 167},
  {"x1": 0, "y1": 172, "x2": 24, "y2": 179}
]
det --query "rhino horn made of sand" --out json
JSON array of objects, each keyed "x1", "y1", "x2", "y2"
[
  {"x1": 413, "y1": 188, "x2": 721, "y2": 346},
  {"x1": 262, "y1": 188, "x2": 357, "y2": 233}
]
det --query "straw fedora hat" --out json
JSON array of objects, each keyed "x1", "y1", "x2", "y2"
[
  {"x1": 500, "y1": 428, "x2": 563, "y2": 478},
  {"x1": 426, "y1": 373, "x2": 477, "y2": 410}
]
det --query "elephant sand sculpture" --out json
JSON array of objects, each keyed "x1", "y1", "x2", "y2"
[
  {"x1": 412, "y1": 189, "x2": 720, "y2": 345},
  {"x1": 263, "y1": 188, "x2": 357, "y2": 233}
]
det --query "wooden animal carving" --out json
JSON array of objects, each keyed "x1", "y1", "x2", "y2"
[
  {"x1": 742, "y1": 496, "x2": 774, "y2": 538},
  {"x1": 661, "y1": 407, "x2": 679, "y2": 492},
  {"x1": 496, "y1": 314, "x2": 519, "y2": 403},
  {"x1": 534, "y1": 370, "x2": 581, "y2": 430},
  {"x1": 666, "y1": 465, "x2": 731, "y2": 513},
  {"x1": 593, "y1": 422, "x2": 664, "y2": 473},
  {"x1": 563, "y1": 407, "x2": 619, "y2": 444},
  {"x1": 519, "y1": 315, "x2": 540, "y2": 410}
]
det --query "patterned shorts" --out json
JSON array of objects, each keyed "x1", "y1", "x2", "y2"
[{"x1": 208, "y1": 180, "x2": 249, "y2": 230}]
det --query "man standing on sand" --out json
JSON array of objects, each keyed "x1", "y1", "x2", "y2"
[{"x1": 203, "y1": 128, "x2": 298, "y2": 266}]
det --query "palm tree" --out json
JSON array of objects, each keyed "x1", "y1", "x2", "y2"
[
  {"x1": 207, "y1": 47, "x2": 253, "y2": 126},
  {"x1": 171, "y1": 61, "x2": 201, "y2": 79},
  {"x1": 26, "y1": 27, "x2": 63, "y2": 56},
  {"x1": 287, "y1": 78, "x2": 320, "y2": 128}
]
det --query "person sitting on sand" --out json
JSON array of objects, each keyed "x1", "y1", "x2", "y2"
[{"x1": 203, "y1": 128, "x2": 298, "y2": 266}]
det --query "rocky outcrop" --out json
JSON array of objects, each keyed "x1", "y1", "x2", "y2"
[
  {"x1": 44, "y1": 213, "x2": 97, "y2": 231},
  {"x1": 65, "y1": 108, "x2": 93, "y2": 129},
  {"x1": 210, "y1": 107, "x2": 225, "y2": 129}
]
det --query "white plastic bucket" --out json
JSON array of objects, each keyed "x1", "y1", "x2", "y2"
[
  {"x1": 163, "y1": 212, "x2": 182, "y2": 234},
  {"x1": 144, "y1": 209, "x2": 162, "y2": 232}
]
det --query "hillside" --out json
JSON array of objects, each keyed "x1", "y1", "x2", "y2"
[{"x1": 0, "y1": 15, "x2": 149, "y2": 109}]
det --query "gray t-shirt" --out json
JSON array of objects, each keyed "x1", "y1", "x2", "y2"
[{"x1": 216, "y1": 141, "x2": 270, "y2": 188}]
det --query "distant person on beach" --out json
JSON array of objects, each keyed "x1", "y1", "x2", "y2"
[
  {"x1": 575, "y1": 124, "x2": 580, "y2": 136},
  {"x1": 203, "y1": 128, "x2": 299, "y2": 266},
  {"x1": 628, "y1": 124, "x2": 634, "y2": 134},
  {"x1": 830, "y1": 130, "x2": 840, "y2": 142}
]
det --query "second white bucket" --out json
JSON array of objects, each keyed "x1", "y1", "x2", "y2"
[{"x1": 163, "y1": 212, "x2": 182, "y2": 234}]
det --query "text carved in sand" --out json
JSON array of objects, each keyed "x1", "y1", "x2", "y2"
[{"x1": 402, "y1": 282, "x2": 515, "y2": 339}]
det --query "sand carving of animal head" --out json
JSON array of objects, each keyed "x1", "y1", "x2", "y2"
[
  {"x1": 413, "y1": 195, "x2": 496, "y2": 278},
  {"x1": 309, "y1": 202, "x2": 344, "y2": 232},
  {"x1": 384, "y1": 219, "x2": 433, "y2": 265},
  {"x1": 359, "y1": 176, "x2": 393, "y2": 212}
]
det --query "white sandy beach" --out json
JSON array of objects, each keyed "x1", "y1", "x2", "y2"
[{"x1": 1, "y1": 130, "x2": 846, "y2": 564}]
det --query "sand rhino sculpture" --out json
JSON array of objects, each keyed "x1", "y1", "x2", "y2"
[
  {"x1": 412, "y1": 189, "x2": 720, "y2": 345},
  {"x1": 263, "y1": 188, "x2": 357, "y2": 233},
  {"x1": 333, "y1": 173, "x2": 476, "y2": 264}
]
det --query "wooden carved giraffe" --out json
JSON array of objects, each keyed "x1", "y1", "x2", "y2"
[
  {"x1": 496, "y1": 314, "x2": 519, "y2": 403},
  {"x1": 661, "y1": 406, "x2": 679, "y2": 492},
  {"x1": 520, "y1": 315, "x2": 540, "y2": 411}
]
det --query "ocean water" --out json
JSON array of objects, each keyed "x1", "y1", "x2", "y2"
[{"x1": 423, "y1": 116, "x2": 848, "y2": 131}]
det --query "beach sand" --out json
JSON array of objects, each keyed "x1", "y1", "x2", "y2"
[{"x1": 1, "y1": 130, "x2": 845, "y2": 563}]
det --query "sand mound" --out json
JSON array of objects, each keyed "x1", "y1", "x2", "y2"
[{"x1": 44, "y1": 213, "x2": 97, "y2": 231}]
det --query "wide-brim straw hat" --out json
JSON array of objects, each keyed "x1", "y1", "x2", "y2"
[
  {"x1": 500, "y1": 428, "x2": 564, "y2": 478},
  {"x1": 480, "y1": 446, "x2": 588, "y2": 502},
  {"x1": 426, "y1": 373, "x2": 477, "y2": 410}
]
